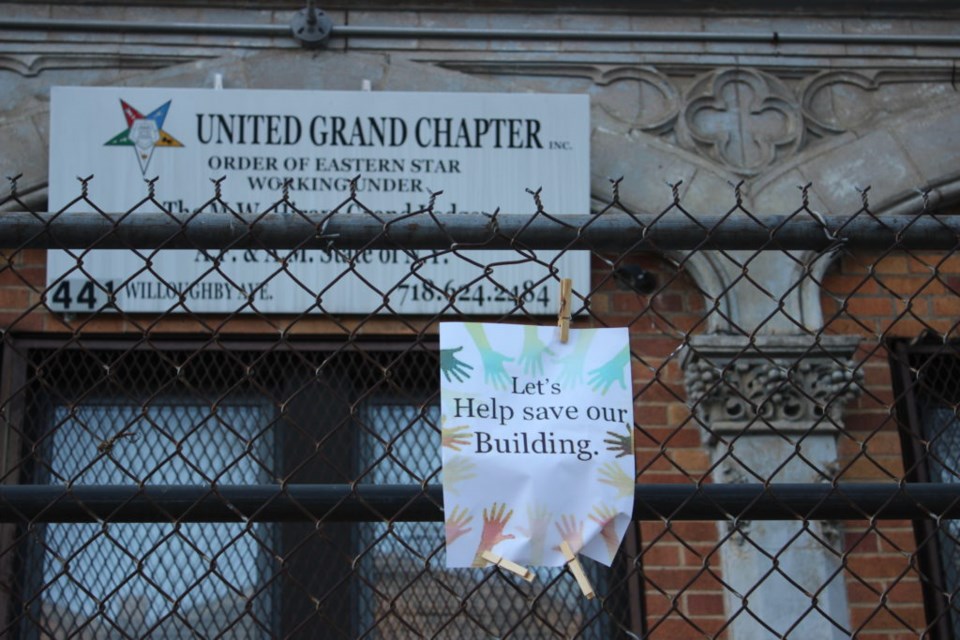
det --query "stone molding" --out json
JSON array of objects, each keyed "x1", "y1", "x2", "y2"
[{"x1": 682, "y1": 334, "x2": 863, "y2": 437}]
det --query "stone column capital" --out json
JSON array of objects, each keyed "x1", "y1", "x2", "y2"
[{"x1": 682, "y1": 334, "x2": 863, "y2": 439}]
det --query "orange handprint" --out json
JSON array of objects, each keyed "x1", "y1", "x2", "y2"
[
  {"x1": 445, "y1": 505, "x2": 474, "y2": 546},
  {"x1": 554, "y1": 514, "x2": 585, "y2": 554},
  {"x1": 441, "y1": 418, "x2": 473, "y2": 451},
  {"x1": 471, "y1": 502, "x2": 516, "y2": 567},
  {"x1": 589, "y1": 503, "x2": 621, "y2": 561}
]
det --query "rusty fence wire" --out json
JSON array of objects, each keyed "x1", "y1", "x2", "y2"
[{"x1": 0, "y1": 179, "x2": 960, "y2": 638}]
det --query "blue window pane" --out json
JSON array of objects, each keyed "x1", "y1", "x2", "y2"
[{"x1": 34, "y1": 402, "x2": 275, "y2": 638}]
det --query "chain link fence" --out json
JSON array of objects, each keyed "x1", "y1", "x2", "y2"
[{"x1": 0, "y1": 179, "x2": 959, "y2": 638}]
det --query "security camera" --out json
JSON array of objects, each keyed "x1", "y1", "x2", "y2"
[{"x1": 613, "y1": 265, "x2": 657, "y2": 295}]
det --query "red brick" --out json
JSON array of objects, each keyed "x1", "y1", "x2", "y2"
[
  {"x1": 850, "y1": 603, "x2": 923, "y2": 632},
  {"x1": 643, "y1": 567, "x2": 704, "y2": 590},
  {"x1": 668, "y1": 448, "x2": 711, "y2": 474},
  {"x1": 0, "y1": 287, "x2": 32, "y2": 310},
  {"x1": 846, "y1": 579, "x2": 883, "y2": 605},
  {"x1": 16, "y1": 249, "x2": 46, "y2": 266},
  {"x1": 871, "y1": 255, "x2": 911, "y2": 275},
  {"x1": 845, "y1": 296, "x2": 896, "y2": 318},
  {"x1": 642, "y1": 593, "x2": 675, "y2": 617},
  {"x1": 685, "y1": 593, "x2": 725, "y2": 617},
  {"x1": 645, "y1": 616, "x2": 712, "y2": 639},
  {"x1": 637, "y1": 382, "x2": 685, "y2": 403},
  {"x1": 656, "y1": 293, "x2": 685, "y2": 312},
  {"x1": 636, "y1": 404, "x2": 668, "y2": 426},
  {"x1": 668, "y1": 522, "x2": 720, "y2": 544},
  {"x1": 932, "y1": 295, "x2": 960, "y2": 317},
  {"x1": 862, "y1": 433, "x2": 905, "y2": 456},
  {"x1": 845, "y1": 554, "x2": 911, "y2": 579},
  {"x1": 640, "y1": 543, "x2": 682, "y2": 568},
  {"x1": 823, "y1": 274, "x2": 882, "y2": 296}
]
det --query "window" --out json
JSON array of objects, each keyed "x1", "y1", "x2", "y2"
[
  {"x1": 5, "y1": 341, "x2": 636, "y2": 637},
  {"x1": 892, "y1": 341, "x2": 960, "y2": 639},
  {"x1": 28, "y1": 402, "x2": 275, "y2": 638}
]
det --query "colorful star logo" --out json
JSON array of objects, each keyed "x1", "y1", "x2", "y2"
[{"x1": 104, "y1": 99, "x2": 184, "y2": 175}]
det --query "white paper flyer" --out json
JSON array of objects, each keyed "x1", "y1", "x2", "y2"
[{"x1": 439, "y1": 322, "x2": 635, "y2": 568}]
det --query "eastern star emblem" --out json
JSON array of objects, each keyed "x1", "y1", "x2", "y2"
[{"x1": 104, "y1": 99, "x2": 184, "y2": 175}]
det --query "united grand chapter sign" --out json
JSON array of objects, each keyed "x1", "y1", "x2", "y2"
[{"x1": 46, "y1": 87, "x2": 589, "y2": 315}]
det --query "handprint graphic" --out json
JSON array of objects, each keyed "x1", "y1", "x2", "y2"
[
  {"x1": 445, "y1": 505, "x2": 474, "y2": 546},
  {"x1": 441, "y1": 417, "x2": 472, "y2": 452},
  {"x1": 466, "y1": 324, "x2": 513, "y2": 389},
  {"x1": 443, "y1": 456, "x2": 477, "y2": 496},
  {"x1": 589, "y1": 503, "x2": 621, "y2": 562},
  {"x1": 555, "y1": 331, "x2": 596, "y2": 387},
  {"x1": 598, "y1": 461, "x2": 634, "y2": 498},
  {"x1": 603, "y1": 423, "x2": 634, "y2": 459},
  {"x1": 517, "y1": 503, "x2": 553, "y2": 565},
  {"x1": 554, "y1": 514, "x2": 585, "y2": 553},
  {"x1": 440, "y1": 346, "x2": 474, "y2": 383},
  {"x1": 472, "y1": 502, "x2": 516, "y2": 567},
  {"x1": 588, "y1": 345, "x2": 630, "y2": 394},
  {"x1": 517, "y1": 325, "x2": 555, "y2": 377}
]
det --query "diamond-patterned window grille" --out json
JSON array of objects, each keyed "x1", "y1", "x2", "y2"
[{"x1": 9, "y1": 343, "x2": 639, "y2": 638}]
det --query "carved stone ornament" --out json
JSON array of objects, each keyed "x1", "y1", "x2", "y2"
[
  {"x1": 678, "y1": 68, "x2": 804, "y2": 176},
  {"x1": 682, "y1": 335, "x2": 863, "y2": 436}
]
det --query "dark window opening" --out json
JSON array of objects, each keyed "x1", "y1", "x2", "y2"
[
  {"x1": 1, "y1": 341, "x2": 636, "y2": 638},
  {"x1": 892, "y1": 341, "x2": 960, "y2": 640}
]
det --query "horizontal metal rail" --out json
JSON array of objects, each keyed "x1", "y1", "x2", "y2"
[
  {"x1": 2, "y1": 18, "x2": 960, "y2": 48},
  {"x1": 1, "y1": 211, "x2": 959, "y2": 251},
  {"x1": 3, "y1": 483, "x2": 960, "y2": 523}
]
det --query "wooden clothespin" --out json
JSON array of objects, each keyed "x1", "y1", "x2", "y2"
[
  {"x1": 560, "y1": 541, "x2": 595, "y2": 600},
  {"x1": 480, "y1": 550, "x2": 535, "y2": 582},
  {"x1": 557, "y1": 278, "x2": 573, "y2": 344}
]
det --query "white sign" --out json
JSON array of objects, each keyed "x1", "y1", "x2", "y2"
[
  {"x1": 47, "y1": 87, "x2": 589, "y2": 315},
  {"x1": 439, "y1": 322, "x2": 635, "y2": 568}
]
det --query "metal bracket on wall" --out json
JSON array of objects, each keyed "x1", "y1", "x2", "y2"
[{"x1": 290, "y1": 1, "x2": 332, "y2": 48}]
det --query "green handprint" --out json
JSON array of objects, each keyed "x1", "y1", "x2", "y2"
[
  {"x1": 440, "y1": 346, "x2": 474, "y2": 383},
  {"x1": 466, "y1": 324, "x2": 513, "y2": 389},
  {"x1": 443, "y1": 456, "x2": 477, "y2": 496},
  {"x1": 517, "y1": 326, "x2": 555, "y2": 377},
  {"x1": 598, "y1": 461, "x2": 634, "y2": 498},
  {"x1": 588, "y1": 346, "x2": 630, "y2": 394},
  {"x1": 555, "y1": 331, "x2": 596, "y2": 388}
]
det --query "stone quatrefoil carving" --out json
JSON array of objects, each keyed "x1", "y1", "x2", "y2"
[{"x1": 677, "y1": 69, "x2": 804, "y2": 176}]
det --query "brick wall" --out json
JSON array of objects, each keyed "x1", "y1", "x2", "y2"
[{"x1": 821, "y1": 250, "x2": 960, "y2": 638}]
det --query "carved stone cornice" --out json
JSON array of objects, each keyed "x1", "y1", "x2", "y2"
[
  {"x1": 437, "y1": 60, "x2": 954, "y2": 177},
  {"x1": 682, "y1": 335, "x2": 863, "y2": 437}
]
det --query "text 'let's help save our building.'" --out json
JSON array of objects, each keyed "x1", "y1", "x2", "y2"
[{"x1": 46, "y1": 87, "x2": 590, "y2": 316}]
